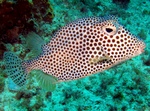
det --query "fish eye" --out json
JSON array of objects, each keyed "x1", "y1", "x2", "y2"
[
  {"x1": 106, "y1": 28, "x2": 113, "y2": 33},
  {"x1": 102, "y1": 25, "x2": 117, "y2": 36}
]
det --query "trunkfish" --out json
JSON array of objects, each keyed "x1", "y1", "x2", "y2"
[{"x1": 3, "y1": 16, "x2": 145, "y2": 91}]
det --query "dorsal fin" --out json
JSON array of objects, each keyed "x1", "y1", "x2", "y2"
[{"x1": 26, "y1": 32, "x2": 46, "y2": 56}]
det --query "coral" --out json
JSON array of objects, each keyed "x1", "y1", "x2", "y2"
[
  {"x1": 112, "y1": 0, "x2": 130, "y2": 8},
  {"x1": 45, "y1": 91, "x2": 52, "y2": 99},
  {"x1": 113, "y1": 92, "x2": 124, "y2": 102},
  {"x1": 32, "y1": 97, "x2": 45, "y2": 110},
  {"x1": 0, "y1": 43, "x2": 6, "y2": 59},
  {"x1": 144, "y1": 60, "x2": 150, "y2": 66},
  {"x1": 0, "y1": 0, "x2": 54, "y2": 59},
  {"x1": 32, "y1": 0, "x2": 54, "y2": 23},
  {"x1": 15, "y1": 90, "x2": 45, "y2": 110},
  {"x1": 138, "y1": 29, "x2": 147, "y2": 40},
  {"x1": 0, "y1": 77, "x2": 5, "y2": 93},
  {"x1": 0, "y1": 65, "x2": 6, "y2": 93},
  {"x1": 15, "y1": 91, "x2": 34, "y2": 100},
  {"x1": 0, "y1": 0, "x2": 33, "y2": 44},
  {"x1": 0, "y1": 0, "x2": 54, "y2": 44}
]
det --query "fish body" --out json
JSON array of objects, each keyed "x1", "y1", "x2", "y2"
[{"x1": 4, "y1": 16, "x2": 145, "y2": 91}]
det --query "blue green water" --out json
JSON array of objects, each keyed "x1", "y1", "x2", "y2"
[{"x1": 0, "y1": 0, "x2": 150, "y2": 111}]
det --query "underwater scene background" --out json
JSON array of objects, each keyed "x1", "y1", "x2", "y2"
[{"x1": 0, "y1": 0, "x2": 150, "y2": 111}]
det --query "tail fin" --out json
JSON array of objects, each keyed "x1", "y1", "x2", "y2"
[{"x1": 3, "y1": 52, "x2": 28, "y2": 87}]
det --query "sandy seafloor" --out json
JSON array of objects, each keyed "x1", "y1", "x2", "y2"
[{"x1": 0, "y1": 0, "x2": 150, "y2": 111}]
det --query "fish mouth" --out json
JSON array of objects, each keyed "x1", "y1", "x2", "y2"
[
  {"x1": 140, "y1": 42, "x2": 146, "y2": 53},
  {"x1": 140, "y1": 46, "x2": 145, "y2": 53},
  {"x1": 136, "y1": 41, "x2": 145, "y2": 55}
]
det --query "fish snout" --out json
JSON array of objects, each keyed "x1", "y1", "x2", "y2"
[{"x1": 137, "y1": 41, "x2": 145, "y2": 55}]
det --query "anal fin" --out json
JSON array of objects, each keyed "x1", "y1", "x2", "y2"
[{"x1": 30, "y1": 70, "x2": 58, "y2": 91}]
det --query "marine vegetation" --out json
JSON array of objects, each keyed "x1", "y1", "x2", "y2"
[{"x1": 0, "y1": 0, "x2": 54, "y2": 59}]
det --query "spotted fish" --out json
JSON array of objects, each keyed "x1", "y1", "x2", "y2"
[{"x1": 4, "y1": 16, "x2": 145, "y2": 91}]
